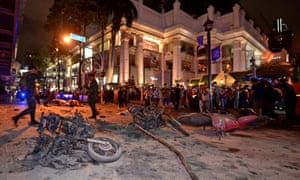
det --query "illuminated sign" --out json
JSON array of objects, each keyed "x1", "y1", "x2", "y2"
[{"x1": 70, "y1": 33, "x2": 86, "y2": 43}]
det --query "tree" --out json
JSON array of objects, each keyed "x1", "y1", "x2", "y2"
[
  {"x1": 254, "y1": 61, "x2": 292, "y2": 79},
  {"x1": 46, "y1": 0, "x2": 99, "y2": 87},
  {"x1": 24, "y1": 48, "x2": 53, "y2": 72},
  {"x1": 103, "y1": 0, "x2": 138, "y2": 83},
  {"x1": 45, "y1": 0, "x2": 98, "y2": 39},
  {"x1": 46, "y1": 0, "x2": 138, "y2": 85}
]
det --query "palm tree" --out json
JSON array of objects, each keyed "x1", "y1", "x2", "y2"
[
  {"x1": 46, "y1": 0, "x2": 137, "y2": 85},
  {"x1": 103, "y1": 0, "x2": 138, "y2": 83},
  {"x1": 46, "y1": 0, "x2": 99, "y2": 87}
]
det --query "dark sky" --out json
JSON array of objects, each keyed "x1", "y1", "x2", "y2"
[
  {"x1": 239, "y1": 0, "x2": 300, "y2": 53},
  {"x1": 17, "y1": 0, "x2": 300, "y2": 61},
  {"x1": 17, "y1": 0, "x2": 54, "y2": 61}
]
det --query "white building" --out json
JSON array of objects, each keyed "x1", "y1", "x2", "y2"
[{"x1": 56, "y1": 0, "x2": 279, "y2": 91}]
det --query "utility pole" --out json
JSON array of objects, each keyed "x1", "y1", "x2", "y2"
[{"x1": 204, "y1": 18, "x2": 214, "y2": 112}]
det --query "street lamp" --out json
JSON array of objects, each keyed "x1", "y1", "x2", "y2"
[
  {"x1": 204, "y1": 18, "x2": 214, "y2": 112},
  {"x1": 69, "y1": 33, "x2": 86, "y2": 89}
]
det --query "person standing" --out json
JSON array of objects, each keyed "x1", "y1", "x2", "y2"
[
  {"x1": 12, "y1": 65, "x2": 41, "y2": 127},
  {"x1": 232, "y1": 80, "x2": 240, "y2": 109},
  {"x1": 291, "y1": 77, "x2": 300, "y2": 121},
  {"x1": 43, "y1": 87, "x2": 51, "y2": 106},
  {"x1": 212, "y1": 82, "x2": 221, "y2": 110},
  {"x1": 250, "y1": 78, "x2": 264, "y2": 116},
  {"x1": 278, "y1": 77, "x2": 296, "y2": 125},
  {"x1": 118, "y1": 86, "x2": 126, "y2": 109},
  {"x1": 161, "y1": 83, "x2": 171, "y2": 108},
  {"x1": 173, "y1": 84, "x2": 181, "y2": 110},
  {"x1": 152, "y1": 87, "x2": 160, "y2": 107},
  {"x1": 87, "y1": 72, "x2": 99, "y2": 118},
  {"x1": 143, "y1": 87, "x2": 151, "y2": 106}
]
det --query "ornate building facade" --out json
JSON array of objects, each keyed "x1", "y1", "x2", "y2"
[{"x1": 54, "y1": 0, "x2": 276, "y2": 91}]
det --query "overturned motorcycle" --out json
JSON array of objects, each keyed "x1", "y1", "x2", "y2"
[{"x1": 28, "y1": 111, "x2": 122, "y2": 169}]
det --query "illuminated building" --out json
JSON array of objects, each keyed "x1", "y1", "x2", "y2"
[
  {"x1": 268, "y1": 17, "x2": 294, "y2": 53},
  {"x1": 65, "y1": 0, "x2": 284, "y2": 90},
  {"x1": 0, "y1": 0, "x2": 25, "y2": 85}
]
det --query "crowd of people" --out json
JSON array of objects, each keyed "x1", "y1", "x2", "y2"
[
  {"x1": 137, "y1": 77, "x2": 299, "y2": 125},
  {"x1": 4, "y1": 63, "x2": 299, "y2": 128}
]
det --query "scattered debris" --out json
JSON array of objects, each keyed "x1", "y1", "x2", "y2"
[
  {"x1": 24, "y1": 111, "x2": 122, "y2": 169},
  {"x1": 50, "y1": 99, "x2": 81, "y2": 106},
  {"x1": 128, "y1": 105, "x2": 189, "y2": 136}
]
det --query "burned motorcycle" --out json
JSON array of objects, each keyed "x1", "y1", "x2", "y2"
[
  {"x1": 32, "y1": 111, "x2": 122, "y2": 169},
  {"x1": 128, "y1": 105, "x2": 189, "y2": 136}
]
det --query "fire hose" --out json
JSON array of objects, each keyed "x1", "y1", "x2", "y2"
[{"x1": 134, "y1": 123, "x2": 198, "y2": 180}]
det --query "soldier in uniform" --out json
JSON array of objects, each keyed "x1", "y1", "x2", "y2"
[
  {"x1": 87, "y1": 72, "x2": 99, "y2": 118},
  {"x1": 12, "y1": 65, "x2": 41, "y2": 127}
]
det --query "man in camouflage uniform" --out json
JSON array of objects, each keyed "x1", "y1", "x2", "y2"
[
  {"x1": 12, "y1": 65, "x2": 41, "y2": 127},
  {"x1": 87, "y1": 72, "x2": 99, "y2": 118}
]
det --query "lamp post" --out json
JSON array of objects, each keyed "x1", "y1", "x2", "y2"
[
  {"x1": 78, "y1": 42, "x2": 84, "y2": 89},
  {"x1": 69, "y1": 33, "x2": 86, "y2": 89},
  {"x1": 55, "y1": 48, "x2": 61, "y2": 91},
  {"x1": 204, "y1": 18, "x2": 214, "y2": 112}
]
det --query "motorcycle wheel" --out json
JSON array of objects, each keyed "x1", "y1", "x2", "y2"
[{"x1": 87, "y1": 137, "x2": 122, "y2": 163}]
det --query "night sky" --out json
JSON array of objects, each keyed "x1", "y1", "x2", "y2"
[
  {"x1": 239, "y1": 0, "x2": 300, "y2": 53},
  {"x1": 17, "y1": 0, "x2": 53, "y2": 61},
  {"x1": 17, "y1": 0, "x2": 300, "y2": 61}
]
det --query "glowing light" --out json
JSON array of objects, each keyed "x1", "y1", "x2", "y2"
[
  {"x1": 63, "y1": 35, "x2": 71, "y2": 43},
  {"x1": 84, "y1": 46, "x2": 93, "y2": 58},
  {"x1": 112, "y1": 74, "x2": 118, "y2": 83},
  {"x1": 150, "y1": 76, "x2": 158, "y2": 81},
  {"x1": 143, "y1": 36, "x2": 160, "y2": 44}
]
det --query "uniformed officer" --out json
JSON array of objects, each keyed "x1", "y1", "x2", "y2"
[{"x1": 12, "y1": 65, "x2": 41, "y2": 127}]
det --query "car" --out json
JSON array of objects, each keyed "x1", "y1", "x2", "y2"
[{"x1": 56, "y1": 91, "x2": 74, "y2": 100}]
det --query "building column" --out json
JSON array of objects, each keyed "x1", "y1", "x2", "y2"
[
  {"x1": 232, "y1": 40, "x2": 241, "y2": 72},
  {"x1": 65, "y1": 57, "x2": 72, "y2": 91},
  {"x1": 136, "y1": 35, "x2": 144, "y2": 87},
  {"x1": 240, "y1": 42, "x2": 247, "y2": 71},
  {"x1": 160, "y1": 44, "x2": 166, "y2": 86},
  {"x1": 193, "y1": 44, "x2": 198, "y2": 77},
  {"x1": 119, "y1": 31, "x2": 129, "y2": 84},
  {"x1": 172, "y1": 38, "x2": 182, "y2": 85}
]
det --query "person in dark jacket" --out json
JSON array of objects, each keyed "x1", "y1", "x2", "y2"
[
  {"x1": 278, "y1": 77, "x2": 297, "y2": 124},
  {"x1": 12, "y1": 65, "x2": 41, "y2": 127},
  {"x1": 173, "y1": 84, "x2": 181, "y2": 110},
  {"x1": 250, "y1": 78, "x2": 264, "y2": 116},
  {"x1": 118, "y1": 86, "x2": 126, "y2": 109},
  {"x1": 87, "y1": 72, "x2": 99, "y2": 118}
]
